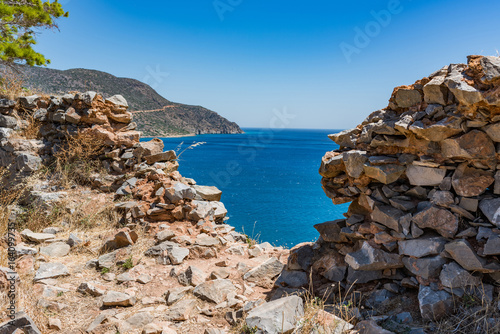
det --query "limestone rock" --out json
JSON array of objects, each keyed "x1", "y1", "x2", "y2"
[
  {"x1": 34, "y1": 263, "x2": 69, "y2": 281},
  {"x1": 395, "y1": 88, "x2": 422, "y2": 108},
  {"x1": 445, "y1": 73, "x2": 483, "y2": 105},
  {"x1": 439, "y1": 262, "x2": 481, "y2": 288},
  {"x1": 451, "y1": 164, "x2": 494, "y2": 197},
  {"x1": 398, "y1": 236, "x2": 447, "y2": 258},
  {"x1": 354, "y1": 320, "x2": 394, "y2": 334},
  {"x1": 423, "y1": 76, "x2": 447, "y2": 105},
  {"x1": 363, "y1": 163, "x2": 406, "y2": 184},
  {"x1": 314, "y1": 220, "x2": 347, "y2": 243},
  {"x1": 445, "y1": 239, "x2": 500, "y2": 273},
  {"x1": 40, "y1": 242, "x2": 70, "y2": 257},
  {"x1": 418, "y1": 284, "x2": 453, "y2": 320},
  {"x1": 480, "y1": 56, "x2": 500, "y2": 84},
  {"x1": 102, "y1": 291, "x2": 136, "y2": 307},
  {"x1": 403, "y1": 255, "x2": 446, "y2": 280},
  {"x1": 328, "y1": 128, "x2": 360, "y2": 148},
  {"x1": 370, "y1": 204, "x2": 403, "y2": 232},
  {"x1": 243, "y1": 257, "x2": 285, "y2": 287},
  {"x1": 245, "y1": 296, "x2": 304, "y2": 334},
  {"x1": 274, "y1": 269, "x2": 308, "y2": 288},
  {"x1": 412, "y1": 205, "x2": 458, "y2": 238},
  {"x1": 193, "y1": 279, "x2": 236, "y2": 304},
  {"x1": 193, "y1": 185, "x2": 222, "y2": 201},
  {"x1": 21, "y1": 229, "x2": 55, "y2": 243},
  {"x1": 345, "y1": 241, "x2": 403, "y2": 271},
  {"x1": 484, "y1": 235, "x2": 500, "y2": 255},
  {"x1": 441, "y1": 130, "x2": 496, "y2": 161},
  {"x1": 406, "y1": 165, "x2": 446, "y2": 187},
  {"x1": 479, "y1": 198, "x2": 500, "y2": 227}
]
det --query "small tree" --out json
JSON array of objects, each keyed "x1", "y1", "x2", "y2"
[{"x1": 0, "y1": 0, "x2": 68, "y2": 67}]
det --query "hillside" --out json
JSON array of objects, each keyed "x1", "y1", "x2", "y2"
[{"x1": 18, "y1": 66, "x2": 243, "y2": 136}]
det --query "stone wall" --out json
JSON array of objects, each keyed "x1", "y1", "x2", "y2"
[
  {"x1": 284, "y1": 55, "x2": 500, "y2": 321},
  {"x1": 0, "y1": 91, "x2": 229, "y2": 231}
]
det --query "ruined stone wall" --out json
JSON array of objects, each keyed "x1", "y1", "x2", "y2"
[{"x1": 285, "y1": 55, "x2": 500, "y2": 321}]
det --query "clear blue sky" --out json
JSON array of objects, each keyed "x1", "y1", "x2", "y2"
[{"x1": 35, "y1": 0, "x2": 500, "y2": 129}]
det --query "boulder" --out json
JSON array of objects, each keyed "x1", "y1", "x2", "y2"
[
  {"x1": 484, "y1": 235, "x2": 500, "y2": 255},
  {"x1": 408, "y1": 116, "x2": 462, "y2": 142},
  {"x1": 343, "y1": 150, "x2": 367, "y2": 178},
  {"x1": 34, "y1": 263, "x2": 69, "y2": 281},
  {"x1": 395, "y1": 88, "x2": 422, "y2": 108},
  {"x1": 274, "y1": 270, "x2": 308, "y2": 288},
  {"x1": 311, "y1": 249, "x2": 347, "y2": 282},
  {"x1": 480, "y1": 56, "x2": 500, "y2": 84},
  {"x1": 165, "y1": 183, "x2": 196, "y2": 203},
  {"x1": 423, "y1": 76, "x2": 447, "y2": 105},
  {"x1": 418, "y1": 284, "x2": 453, "y2": 320},
  {"x1": 370, "y1": 204, "x2": 403, "y2": 232},
  {"x1": 445, "y1": 239, "x2": 500, "y2": 273},
  {"x1": 133, "y1": 138, "x2": 164, "y2": 158},
  {"x1": 21, "y1": 229, "x2": 55, "y2": 243},
  {"x1": 144, "y1": 150, "x2": 177, "y2": 164},
  {"x1": 441, "y1": 130, "x2": 496, "y2": 161},
  {"x1": 319, "y1": 152, "x2": 345, "y2": 178},
  {"x1": 243, "y1": 257, "x2": 285, "y2": 287},
  {"x1": 193, "y1": 279, "x2": 236, "y2": 304},
  {"x1": 451, "y1": 164, "x2": 494, "y2": 197},
  {"x1": 328, "y1": 128, "x2": 360, "y2": 148},
  {"x1": 484, "y1": 122, "x2": 500, "y2": 142},
  {"x1": 479, "y1": 198, "x2": 500, "y2": 227},
  {"x1": 363, "y1": 163, "x2": 406, "y2": 184},
  {"x1": 105, "y1": 94, "x2": 129, "y2": 108},
  {"x1": 406, "y1": 165, "x2": 446, "y2": 187},
  {"x1": 439, "y1": 262, "x2": 481, "y2": 288},
  {"x1": 193, "y1": 185, "x2": 222, "y2": 201},
  {"x1": 412, "y1": 205, "x2": 458, "y2": 238},
  {"x1": 398, "y1": 236, "x2": 447, "y2": 258},
  {"x1": 245, "y1": 296, "x2": 304, "y2": 334},
  {"x1": 165, "y1": 297, "x2": 197, "y2": 321},
  {"x1": 314, "y1": 220, "x2": 348, "y2": 243},
  {"x1": 403, "y1": 256, "x2": 447, "y2": 280},
  {"x1": 102, "y1": 291, "x2": 136, "y2": 307},
  {"x1": 445, "y1": 73, "x2": 483, "y2": 105},
  {"x1": 345, "y1": 241, "x2": 403, "y2": 271},
  {"x1": 40, "y1": 242, "x2": 70, "y2": 257},
  {"x1": 0, "y1": 114, "x2": 18, "y2": 128},
  {"x1": 354, "y1": 320, "x2": 394, "y2": 334},
  {"x1": 101, "y1": 228, "x2": 138, "y2": 251}
]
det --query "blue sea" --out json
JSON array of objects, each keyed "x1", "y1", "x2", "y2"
[{"x1": 143, "y1": 128, "x2": 348, "y2": 247}]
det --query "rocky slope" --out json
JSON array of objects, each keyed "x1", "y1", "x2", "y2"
[
  {"x1": 279, "y1": 55, "x2": 500, "y2": 333},
  {"x1": 17, "y1": 66, "x2": 243, "y2": 136},
  {"x1": 0, "y1": 92, "x2": 341, "y2": 334}
]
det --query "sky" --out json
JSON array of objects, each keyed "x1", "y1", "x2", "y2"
[{"x1": 34, "y1": 0, "x2": 500, "y2": 129}]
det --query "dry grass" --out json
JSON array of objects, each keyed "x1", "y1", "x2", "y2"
[
  {"x1": 433, "y1": 289, "x2": 500, "y2": 334},
  {"x1": 0, "y1": 67, "x2": 27, "y2": 100},
  {"x1": 50, "y1": 130, "x2": 107, "y2": 188}
]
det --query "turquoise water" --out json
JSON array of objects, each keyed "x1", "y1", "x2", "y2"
[{"x1": 143, "y1": 128, "x2": 348, "y2": 247}]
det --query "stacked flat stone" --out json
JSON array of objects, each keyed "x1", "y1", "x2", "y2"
[{"x1": 286, "y1": 55, "x2": 500, "y2": 320}]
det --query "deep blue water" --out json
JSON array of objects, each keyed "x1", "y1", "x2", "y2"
[{"x1": 142, "y1": 128, "x2": 348, "y2": 247}]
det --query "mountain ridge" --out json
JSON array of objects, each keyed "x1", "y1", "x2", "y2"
[{"x1": 17, "y1": 66, "x2": 243, "y2": 136}]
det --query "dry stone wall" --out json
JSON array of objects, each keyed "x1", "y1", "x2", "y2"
[{"x1": 284, "y1": 55, "x2": 500, "y2": 321}]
